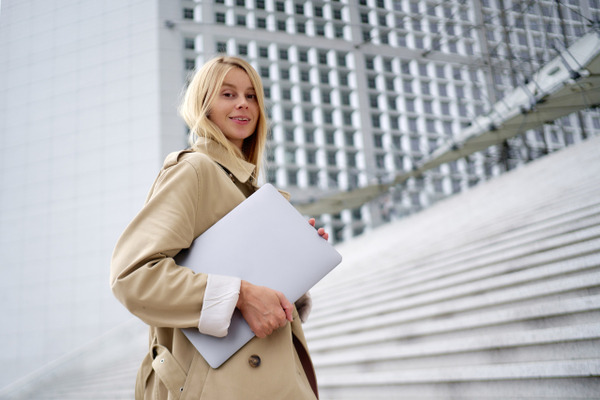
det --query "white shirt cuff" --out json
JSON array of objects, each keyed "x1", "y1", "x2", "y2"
[{"x1": 198, "y1": 274, "x2": 241, "y2": 337}]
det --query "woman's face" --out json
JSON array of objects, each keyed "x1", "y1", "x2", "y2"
[{"x1": 209, "y1": 68, "x2": 259, "y2": 151}]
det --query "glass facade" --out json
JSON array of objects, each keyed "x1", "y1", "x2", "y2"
[{"x1": 181, "y1": 0, "x2": 600, "y2": 243}]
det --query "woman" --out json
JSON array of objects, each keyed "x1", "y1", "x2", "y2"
[{"x1": 110, "y1": 56, "x2": 326, "y2": 399}]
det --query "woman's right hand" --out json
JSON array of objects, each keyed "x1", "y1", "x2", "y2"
[{"x1": 236, "y1": 280, "x2": 294, "y2": 338}]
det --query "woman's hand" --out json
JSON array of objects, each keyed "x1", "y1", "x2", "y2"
[
  {"x1": 309, "y1": 218, "x2": 329, "y2": 241},
  {"x1": 236, "y1": 280, "x2": 294, "y2": 338}
]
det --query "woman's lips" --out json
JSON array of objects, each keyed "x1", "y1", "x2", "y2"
[{"x1": 230, "y1": 116, "x2": 250, "y2": 125}]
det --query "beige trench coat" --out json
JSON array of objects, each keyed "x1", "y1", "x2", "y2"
[{"x1": 110, "y1": 139, "x2": 318, "y2": 400}]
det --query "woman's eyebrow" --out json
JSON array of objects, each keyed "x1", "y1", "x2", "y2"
[{"x1": 221, "y1": 82, "x2": 255, "y2": 91}]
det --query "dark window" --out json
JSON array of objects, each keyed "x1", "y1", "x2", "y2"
[
  {"x1": 386, "y1": 77, "x2": 395, "y2": 91},
  {"x1": 370, "y1": 94, "x2": 378, "y2": 108},
  {"x1": 301, "y1": 70, "x2": 310, "y2": 82},
  {"x1": 285, "y1": 128, "x2": 294, "y2": 141},
  {"x1": 287, "y1": 169, "x2": 298, "y2": 185},
  {"x1": 341, "y1": 91, "x2": 351, "y2": 106},
  {"x1": 184, "y1": 38, "x2": 195, "y2": 50},
  {"x1": 346, "y1": 151, "x2": 356, "y2": 167},
  {"x1": 339, "y1": 73, "x2": 349, "y2": 86},
  {"x1": 305, "y1": 129, "x2": 315, "y2": 143},
  {"x1": 316, "y1": 24, "x2": 325, "y2": 36},
  {"x1": 320, "y1": 71, "x2": 329, "y2": 84},
  {"x1": 368, "y1": 76, "x2": 377, "y2": 89},
  {"x1": 325, "y1": 130, "x2": 335, "y2": 144},
  {"x1": 373, "y1": 134, "x2": 383, "y2": 148},
  {"x1": 308, "y1": 170, "x2": 319, "y2": 186},
  {"x1": 216, "y1": 42, "x2": 227, "y2": 53},
  {"x1": 318, "y1": 51, "x2": 328, "y2": 64},
  {"x1": 183, "y1": 8, "x2": 194, "y2": 19},
  {"x1": 345, "y1": 131, "x2": 354, "y2": 146},
  {"x1": 371, "y1": 114, "x2": 380, "y2": 128},
  {"x1": 302, "y1": 89, "x2": 311, "y2": 102},
  {"x1": 327, "y1": 150, "x2": 337, "y2": 166},
  {"x1": 343, "y1": 112, "x2": 353, "y2": 126}
]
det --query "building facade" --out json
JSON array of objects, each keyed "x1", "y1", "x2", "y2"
[
  {"x1": 180, "y1": 0, "x2": 600, "y2": 243},
  {"x1": 0, "y1": 0, "x2": 185, "y2": 388},
  {"x1": 1, "y1": 0, "x2": 599, "y2": 390}
]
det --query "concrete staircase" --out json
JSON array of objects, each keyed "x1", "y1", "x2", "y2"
[
  {"x1": 304, "y1": 136, "x2": 600, "y2": 399},
  {"x1": 0, "y1": 318, "x2": 147, "y2": 400}
]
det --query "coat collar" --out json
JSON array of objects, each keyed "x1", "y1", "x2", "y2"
[{"x1": 194, "y1": 138, "x2": 256, "y2": 184}]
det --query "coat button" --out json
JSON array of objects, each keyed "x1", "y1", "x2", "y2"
[{"x1": 248, "y1": 355, "x2": 261, "y2": 368}]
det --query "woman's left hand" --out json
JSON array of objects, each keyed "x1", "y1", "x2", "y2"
[{"x1": 309, "y1": 218, "x2": 329, "y2": 241}]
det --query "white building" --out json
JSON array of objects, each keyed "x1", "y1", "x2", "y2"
[
  {"x1": 0, "y1": 0, "x2": 186, "y2": 388},
  {"x1": 0, "y1": 0, "x2": 598, "y2": 390},
  {"x1": 181, "y1": 0, "x2": 600, "y2": 241}
]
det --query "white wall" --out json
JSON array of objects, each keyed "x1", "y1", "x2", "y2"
[{"x1": 0, "y1": 0, "x2": 183, "y2": 388}]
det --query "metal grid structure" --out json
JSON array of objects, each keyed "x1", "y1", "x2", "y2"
[{"x1": 177, "y1": 0, "x2": 600, "y2": 243}]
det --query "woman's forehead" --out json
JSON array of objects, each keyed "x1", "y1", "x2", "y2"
[{"x1": 222, "y1": 68, "x2": 254, "y2": 89}]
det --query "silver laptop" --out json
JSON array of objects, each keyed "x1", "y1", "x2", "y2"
[{"x1": 175, "y1": 183, "x2": 342, "y2": 368}]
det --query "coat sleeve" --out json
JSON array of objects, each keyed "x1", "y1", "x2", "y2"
[{"x1": 110, "y1": 159, "x2": 208, "y2": 329}]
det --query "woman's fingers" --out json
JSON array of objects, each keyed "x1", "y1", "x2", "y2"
[
  {"x1": 318, "y1": 227, "x2": 329, "y2": 241},
  {"x1": 237, "y1": 281, "x2": 293, "y2": 337},
  {"x1": 277, "y1": 291, "x2": 294, "y2": 322},
  {"x1": 310, "y1": 218, "x2": 329, "y2": 241}
]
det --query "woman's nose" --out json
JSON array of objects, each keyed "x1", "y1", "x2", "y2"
[{"x1": 236, "y1": 97, "x2": 248, "y2": 109}]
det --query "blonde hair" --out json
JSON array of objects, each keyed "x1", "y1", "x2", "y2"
[{"x1": 179, "y1": 56, "x2": 268, "y2": 180}]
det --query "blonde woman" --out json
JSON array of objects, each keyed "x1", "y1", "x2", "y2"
[{"x1": 111, "y1": 56, "x2": 325, "y2": 399}]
